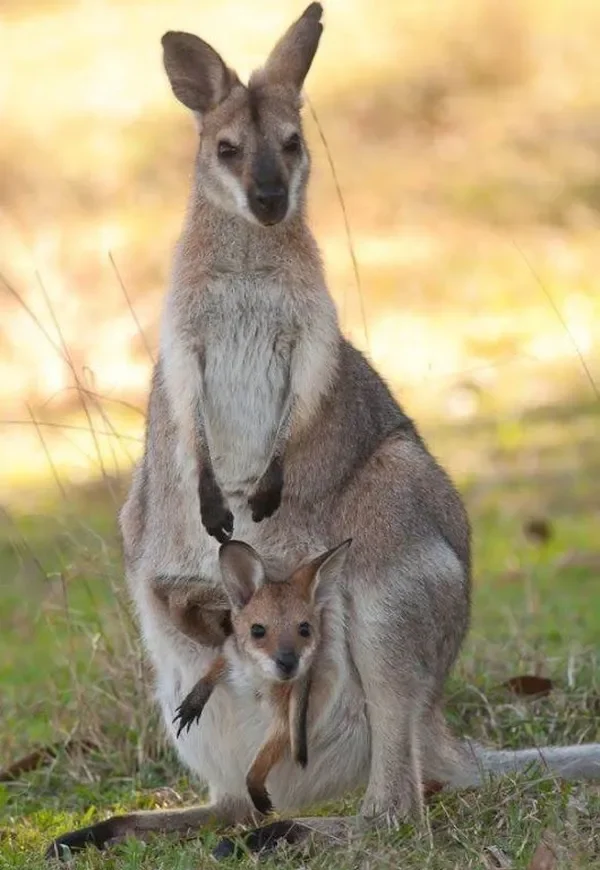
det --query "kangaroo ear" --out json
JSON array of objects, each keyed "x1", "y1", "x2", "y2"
[
  {"x1": 260, "y1": 2, "x2": 323, "y2": 91},
  {"x1": 293, "y1": 539, "x2": 352, "y2": 603},
  {"x1": 219, "y1": 541, "x2": 266, "y2": 610},
  {"x1": 161, "y1": 31, "x2": 239, "y2": 114}
]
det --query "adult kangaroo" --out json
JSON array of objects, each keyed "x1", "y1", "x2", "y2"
[{"x1": 46, "y1": 2, "x2": 600, "y2": 861}]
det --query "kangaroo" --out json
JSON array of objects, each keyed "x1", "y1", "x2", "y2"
[
  {"x1": 46, "y1": 2, "x2": 600, "y2": 861},
  {"x1": 172, "y1": 538, "x2": 350, "y2": 816}
]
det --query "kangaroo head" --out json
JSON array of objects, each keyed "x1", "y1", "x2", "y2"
[
  {"x1": 218, "y1": 538, "x2": 351, "y2": 683},
  {"x1": 161, "y1": 3, "x2": 323, "y2": 226}
]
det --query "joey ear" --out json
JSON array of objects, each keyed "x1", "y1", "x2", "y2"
[
  {"x1": 161, "y1": 31, "x2": 239, "y2": 114},
  {"x1": 219, "y1": 541, "x2": 266, "y2": 610},
  {"x1": 261, "y1": 2, "x2": 323, "y2": 91},
  {"x1": 293, "y1": 538, "x2": 352, "y2": 603}
]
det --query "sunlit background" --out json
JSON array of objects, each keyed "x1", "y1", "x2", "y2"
[
  {"x1": 1, "y1": 6, "x2": 600, "y2": 857},
  {"x1": 2, "y1": 0, "x2": 599, "y2": 500}
]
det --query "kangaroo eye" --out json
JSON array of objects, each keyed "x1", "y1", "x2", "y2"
[
  {"x1": 283, "y1": 133, "x2": 301, "y2": 154},
  {"x1": 251, "y1": 623, "x2": 266, "y2": 639},
  {"x1": 218, "y1": 140, "x2": 240, "y2": 159},
  {"x1": 298, "y1": 622, "x2": 311, "y2": 638}
]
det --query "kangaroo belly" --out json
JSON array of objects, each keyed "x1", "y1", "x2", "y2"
[{"x1": 201, "y1": 279, "x2": 293, "y2": 492}]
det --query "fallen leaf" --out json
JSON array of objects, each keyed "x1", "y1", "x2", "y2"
[
  {"x1": 523, "y1": 517, "x2": 553, "y2": 545},
  {"x1": 528, "y1": 840, "x2": 557, "y2": 870},
  {"x1": 502, "y1": 675, "x2": 553, "y2": 697},
  {"x1": 484, "y1": 844, "x2": 512, "y2": 868},
  {"x1": 423, "y1": 780, "x2": 444, "y2": 800},
  {"x1": 0, "y1": 738, "x2": 98, "y2": 782}
]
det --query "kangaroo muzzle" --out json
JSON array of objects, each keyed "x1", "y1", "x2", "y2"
[{"x1": 274, "y1": 649, "x2": 299, "y2": 679}]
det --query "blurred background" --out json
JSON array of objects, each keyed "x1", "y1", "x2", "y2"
[
  {"x1": 2, "y1": 0, "x2": 599, "y2": 496},
  {"x1": 1, "y1": 0, "x2": 599, "y2": 792}
]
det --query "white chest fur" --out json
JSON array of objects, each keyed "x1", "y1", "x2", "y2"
[{"x1": 200, "y1": 275, "x2": 297, "y2": 493}]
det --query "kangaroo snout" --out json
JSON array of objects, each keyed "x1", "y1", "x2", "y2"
[
  {"x1": 275, "y1": 648, "x2": 299, "y2": 679},
  {"x1": 248, "y1": 182, "x2": 288, "y2": 225}
]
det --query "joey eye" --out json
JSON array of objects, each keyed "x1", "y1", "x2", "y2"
[
  {"x1": 298, "y1": 622, "x2": 311, "y2": 638},
  {"x1": 218, "y1": 140, "x2": 240, "y2": 159},
  {"x1": 251, "y1": 623, "x2": 266, "y2": 639},
  {"x1": 283, "y1": 133, "x2": 301, "y2": 154}
]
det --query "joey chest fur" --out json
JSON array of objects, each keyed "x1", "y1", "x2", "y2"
[{"x1": 198, "y1": 275, "x2": 297, "y2": 493}]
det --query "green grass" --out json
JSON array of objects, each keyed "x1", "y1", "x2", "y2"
[{"x1": 1, "y1": 398, "x2": 599, "y2": 868}]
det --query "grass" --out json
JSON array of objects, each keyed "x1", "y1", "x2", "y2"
[{"x1": 1, "y1": 397, "x2": 599, "y2": 869}]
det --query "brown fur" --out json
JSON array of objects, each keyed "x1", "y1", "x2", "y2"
[{"x1": 172, "y1": 540, "x2": 349, "y2": 816}]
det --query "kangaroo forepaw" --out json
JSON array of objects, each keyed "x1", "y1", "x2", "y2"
[
  {"x1": 199, "y1": 469, "x2": 234, "y2": 543},
  {"x1": 202, "y1": 506, "x2": 234, "y2": 544},
  {"x1": 248, "y1": 487, "x2": 281, "y2": 523},
  {"x1": 248, "y1": 459, "x2": 283, "y2": 523}
]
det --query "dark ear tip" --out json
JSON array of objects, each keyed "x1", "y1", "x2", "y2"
[
  {"x1": 219, "y1": 540, "x2": 255, "y2": 558},
  {"x1": 219, "y1": 540, "x2": 238, "y2": 556},
  {"x1": 305, "y1": 2, "x2": 324, "y2": 22},
  {"x1": 161, "y1": 30, "x2": 196, "y2": 49}
]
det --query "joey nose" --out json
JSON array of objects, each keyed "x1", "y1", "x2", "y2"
[
  {"x1": 248, "y1": 184, "x2": 288, "y2": 226},
  {"x1": 275, "y1": 650, "x2": 298, "y2": 679}
]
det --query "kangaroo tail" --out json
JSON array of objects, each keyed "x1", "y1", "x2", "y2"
[{"x1": 456, "y1": 740, "x2": 600, "y2": 787}]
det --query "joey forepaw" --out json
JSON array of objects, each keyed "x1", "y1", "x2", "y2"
[
  {"x1": 173, "y1": 680, "x2": 213, "y2": 737},
  {"x1": 173, "y1": 697, "x2": 202, "y2": 738}
]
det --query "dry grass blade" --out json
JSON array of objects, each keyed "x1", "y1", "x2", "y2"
[
  {"x1": 511, "y1": 239, "x2": 600, "y2": 402},
  {"x1": 2, "y1": 419, "x2": 142, "y2": 442},
  {"x1": 35, "y1": 271, "x2": 115, "y2": 498},
  {"x1": 0, "y1": 270, "x2": 63, "y2": 358},
  {"x1": 25, "y1": 402, "x2": 68, "y2": 501},
  {"x1": 108, "y1": 251, "x2": 155, "y2": 364},
  {"x1": 305, "y1": 96, "x2": 370, "y2": 351}
]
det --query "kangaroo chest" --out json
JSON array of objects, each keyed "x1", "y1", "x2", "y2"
[{"x1": 200, "y1": 277, "x2": 296, "y2": 491}]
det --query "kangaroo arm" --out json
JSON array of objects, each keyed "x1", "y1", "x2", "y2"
[
  {"x1": 248, "y1": 379, "x2": 294, "y2": 523},
  {"x1": 173, "y1": 655, "x2": 228, "y2": 737},
  {"x1": 162, "y1": 338, "x2": 233, "y2": 542},
  {"x1": 289, "y1": 672, "x2": 311, "y2": 767},
  {"x1": 196, "y1": 417, "x2": 234, "y2": 543}
]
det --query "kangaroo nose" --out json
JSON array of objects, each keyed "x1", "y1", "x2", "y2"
[
  {"x1": 248, "y1": 184, "x2": 288, "y2": 225},
  {"x1": 256, "y1": 185, "x2": 286, "y2": 206},
  {"x1": 275, "y1": 650, "x2": 298, "y2": 679}
]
